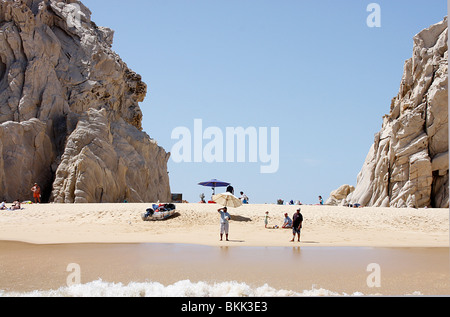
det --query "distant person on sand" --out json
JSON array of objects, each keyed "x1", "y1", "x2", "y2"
[
  {"x1": 199, "y1": 193, "x2": 206, "y2": 204},
  {"x1": 282, "y1": 213, "x2": 293, "y2": 229},
  {"x1": 264, "y1": 211, "x2": 270, "y2": 228},
  {"x1": 226, "y1": 185, "x2": 234, "y2": 195},
  {"x1": 319, "y1": 196, "x2": 324, "y2": 205},
  {"x1": 0, "y1": 201, "x2": 6, "y2": 210},
  {"x1": 11, "y1": 200, "x2": 21, "y2": 210},
  {"x1": 291, "y1": 209, "x2": 303, "y2": 242},
  {"x1": 31, "y1": 183, "x2": 41, "y2": 204},
  {"x1": 239, "y1": 192, "x2": 249, "y2": 204},
  {"x1": 218, "y1": 207, "x2": 231, "y2": 241}
]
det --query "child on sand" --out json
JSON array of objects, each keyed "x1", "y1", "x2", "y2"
[{"x1": 264, "y1": 212, "x2": 279, "y2": 229}]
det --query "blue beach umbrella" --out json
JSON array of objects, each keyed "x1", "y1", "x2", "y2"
[{"x1": 198, "y1": 179, "x2": 230, "y2": 195}]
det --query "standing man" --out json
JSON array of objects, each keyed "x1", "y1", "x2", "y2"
[
  {"x1": 31, "y1": 183, "x2": 41, "y2": 204},
  {"x1": 218, "y1": 207, "x2": 231, "y2": 241},
  {"x1": 291, "y1": 208, "x2": 303, "y2": 242}
]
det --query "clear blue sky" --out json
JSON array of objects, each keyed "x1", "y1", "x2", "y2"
[{"x1": 82, "y1": 0, "x2": 447, "y2": 204}]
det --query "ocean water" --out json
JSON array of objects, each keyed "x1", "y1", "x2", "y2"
[
  {"x1": 0, "y1": 242, "x2": 448, "y2": 296},
  {"x1": 0, "y1": 279, "x2": 367, "y2": 297}
]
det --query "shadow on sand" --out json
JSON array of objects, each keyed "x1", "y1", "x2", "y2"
[{"x1": 230, "y1": 215, "x2": 252, "y2": 222}]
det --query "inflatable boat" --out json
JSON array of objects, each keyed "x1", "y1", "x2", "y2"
[{"x1": 141, "y1": 203, "x2": 177, "y2": 221}]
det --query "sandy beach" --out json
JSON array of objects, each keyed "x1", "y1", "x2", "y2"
[
  {"x1": 0, "y1": 203, "x2": 448, "y2": 247},
  {"x1": 1, "y1": 203, "x2": 449, "y2": 296}
]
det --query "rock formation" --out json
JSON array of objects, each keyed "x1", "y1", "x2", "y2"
[
  {"x1": 328, "y1": 17, "x2": 448, "y2": 208},
  {"x1": 325, "y1": 185, "x2": 355, "y2": 206},
  {"x1": 0, "y1": 0, "x2": 171, "y2": 203}
]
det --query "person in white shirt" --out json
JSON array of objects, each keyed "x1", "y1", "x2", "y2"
[
  {"x1": 239, "y1": 192, "x2": 249, "y2": 204},
  {"x1": 218, "y1": 207, "x2": 231, "y2": 241}
]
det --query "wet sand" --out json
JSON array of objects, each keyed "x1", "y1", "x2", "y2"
[{"x1": 0, "y1": 241, "x2": 449, "y2": 296}]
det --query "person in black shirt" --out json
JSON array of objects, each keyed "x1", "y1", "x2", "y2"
[{"x1": 291, "y1": 208, "x2": 303, "y2": 242}]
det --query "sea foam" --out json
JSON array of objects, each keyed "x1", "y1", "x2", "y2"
[{"x1": 0, "y1": 280, "x2": 365, "y2": 297}]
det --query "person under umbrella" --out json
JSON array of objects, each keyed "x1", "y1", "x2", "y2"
[
  {"x1": 198, "y1": 179, "x2": 230, "y2": 198},
  {"x1": 213, "y1": 192, "x2": 242, "y2": 241}
]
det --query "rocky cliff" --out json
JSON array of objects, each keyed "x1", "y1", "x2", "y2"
[
  {"x1": 328, "y1": 18, "x2": 448, "y2": 208},
  {"x1": 0, "y1": 0, "x2": 171, "y2": 203}
]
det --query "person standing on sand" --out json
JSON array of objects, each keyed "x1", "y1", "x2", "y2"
[
  {"x1": 218, "y1": 207, "x2": 231, "y2": 241},
  {"x1": 264, "y1": 211, "x2": 270, "y2": 228},
  {"x1": 291, "y1": 208, "x2": 303, "y2": 242},
  {"x1": 31, "y1": 183, "x2": 41, "y2": 204}
]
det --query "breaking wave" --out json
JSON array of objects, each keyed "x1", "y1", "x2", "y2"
[{"x1": 0, "y1": 280, "x2": 367, "y2": 297}]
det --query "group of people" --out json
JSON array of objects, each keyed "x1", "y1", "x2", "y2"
[
  {"x1": 287, "y1": 196, "x2": 324, "y2": 206},
  {"x1": 217, "y1": 207, "x2": 304, "y2": 243},
  {"x1": 226, "y1": 185, "x2": 249, "y2": 204},
  {"x1": 266, "y1": 209, "x2": 303, "y2": 242},
  {"x1": 0, "y1": 183, "x2": 41, "y2": 211},
  {"x1": 199, "y1": 185, "x2": 249, "y2": 205}
]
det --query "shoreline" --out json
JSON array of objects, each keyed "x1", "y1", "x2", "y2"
[
  {"x1": 0, "y1": 241, "x2": 449, "y2": 296},
  {"x1": 1, "y1": 203, "x2": 449, "y2": 296}
]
